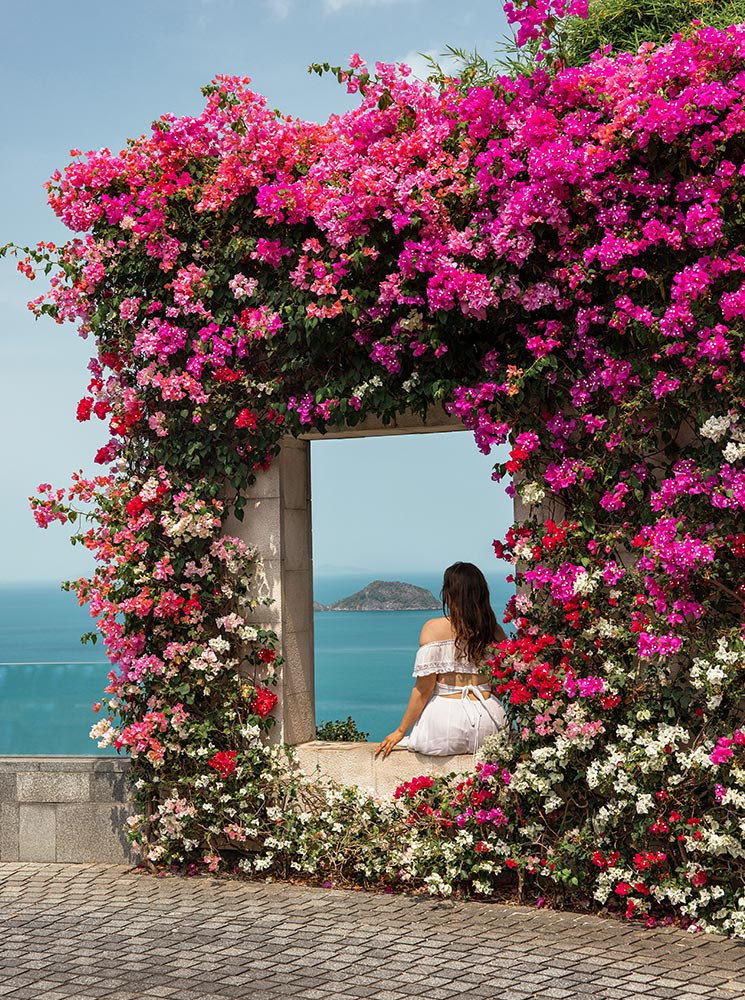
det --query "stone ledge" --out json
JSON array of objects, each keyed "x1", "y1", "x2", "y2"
[
  {"x1": 294, "y1": 741, "x2": 473, "y2": 796},
  {"x1": 0, "y1": 755, "x2": 128, "y2": 773}
]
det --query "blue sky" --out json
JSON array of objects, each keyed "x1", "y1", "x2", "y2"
[{"x1": 0, "y1": 0, "x2": 513, "y2": 583}]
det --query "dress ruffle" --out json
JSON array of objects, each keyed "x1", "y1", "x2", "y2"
[{"x1": 412, "y1": 639, "x2": 481, "y2": 677}]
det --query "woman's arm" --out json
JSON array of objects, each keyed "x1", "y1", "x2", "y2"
[{"x1": 375, "y1": 674, "x2": 437, "y2": 758}]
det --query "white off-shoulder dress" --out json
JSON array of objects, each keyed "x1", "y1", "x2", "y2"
[{"x1": 405, "y1": 639, "x2": 508, "y2": 756}]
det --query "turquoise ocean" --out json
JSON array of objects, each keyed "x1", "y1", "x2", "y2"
[{"x1": 0, "y1": 573, "x2": 514, "y2": 753}]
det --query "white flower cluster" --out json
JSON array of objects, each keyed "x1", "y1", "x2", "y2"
[
  {"x1": 596, "y1": 618, "x2": 620, "y2": 638},
  {"x1": 520, "y1": 481, "x2": 546, "y2": 506},
  {"x1": 398, "y1": 310, "x2": 424, "y2": 332},
  {"x1": 513, "y1": 538, "x2": 535, "y2": 561},
  {"x1": 89, "y1": 717, "x2": 117, "y2": 747},
  {"x1": 160, "y1": 508, "x2": 220, "y2": 542},
  {"x1": 687, "y1": 829, "x2": 745, "y2": 859},
  {"x1": 723, "y1": 441, "x2": 745, "y2": 463},
  {"x1": 691, "y1": 636, "x2": 743, "y2": 709},
  {"x1": 700, "y1": 412, "x2": 745, "y2": 462},
  {"x1": 351, "y1": 375, "x2": 384, "y2": 398},
  {"x1": 700, "y1": 414, "x2": 733, "y2": 442},
  {"x1": 573, "y1": 570, "x2": 599, "y2": 596}
]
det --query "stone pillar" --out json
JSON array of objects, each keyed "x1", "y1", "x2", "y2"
[{"x1": 224, "y1": 437, "x2": 316, "y2": 744}]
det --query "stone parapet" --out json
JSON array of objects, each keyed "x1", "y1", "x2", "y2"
[
  {"x1": 0, "y1": 756, "x2": 134, "y2": 864},
  {"x1": 293, "y1": 741, "x2": 473, "y2": 796},
  {"x1": 0, "y1": 747, "x2": 475, "y2": 862}
]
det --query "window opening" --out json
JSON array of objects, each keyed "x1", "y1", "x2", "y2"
[{"x1": 310, "y1": 431, "x2": 512, "y2": 743}]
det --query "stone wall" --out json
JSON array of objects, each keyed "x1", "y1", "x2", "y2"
[
  {"x1": 294, "y1": 742, "x2": 473, "y2": 796},
  {"x1": 1, "y1": 747, "x2": 474, "y2": 862},
  {"x1": 0, "y1": 757, "x2": 134, "y2": 864}
]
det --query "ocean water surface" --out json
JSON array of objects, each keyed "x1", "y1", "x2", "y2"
[{"x1": 0, "y1": 574, "x2": 514, "y2": 752}]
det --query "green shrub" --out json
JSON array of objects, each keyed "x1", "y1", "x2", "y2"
[{"x1": 316, "y1": 717, "x2": 370, "y2": 742}]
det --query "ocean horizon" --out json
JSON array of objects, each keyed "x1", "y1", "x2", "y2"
[{"x1": 0, "y1": 572, "x2": 514, "y2": 751}]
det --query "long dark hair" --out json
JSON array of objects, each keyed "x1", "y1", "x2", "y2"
[{"x1": 441, "y1": 562, "x2": 505, "y2": 665}]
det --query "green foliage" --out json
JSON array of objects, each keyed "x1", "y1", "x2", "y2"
[
  {"x1": 425, "y1": 0, "x2": 745, "y2": 85},
  {"x1": 315, "y1": 717, "x2": 370, "y2": 742},
  {"x1": 563, "y1": 0, "x2": 745, "y2": 66}
]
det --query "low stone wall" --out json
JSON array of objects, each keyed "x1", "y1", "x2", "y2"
[
  {"x1": 293, "y1": 742, "x2": 473, "y2": 796},
  {"x1": 0, "y1": 757, "x2": 134, "y2": 864},
  {"x1": 0, "y1": 746, "x2": 474, "y2": 863}
]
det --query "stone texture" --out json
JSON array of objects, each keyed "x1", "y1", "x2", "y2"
[
  {"x1": 279, "y1": 437, "x2": 311, "y2": 511},
  {"x1": 1, "y1": 760, "x2": 137, "y2": 862},
  {"x1": 281, "y1": 507, "x2": 312, "y2": 573},
  {"x1": 18, "y1": 803, "x2": 56, "y2": 861},
  {"x1": 284, "y1": 622, "x2": 314, "y2": 679},
  {"x1": 243, "y1": 461, "x2": 281, "y2": 502},
  {"x1": 250, "y1": 565, "x2": 283, "y2": 625},
  {"x1": 243, "y1": 498, "x2": 281, "y2": 560},
  {"x1": 293, "y1": 741, "x2": 473, "y2": 796},
  {"x1": 299, "y1": 404, "x2": 462, "y2": 440},
  {"x1": 282, "y1": 685, "x2": 316, "y2": 746},
  {"x1": 0, "y1": 774, "x2": 17, "y2": 802},
  {"x1": 89, "y1": 768, "x2": 131, "y2": 805},
  {"x1": 55, "y1": 803, "x2": 133, "y2": 864},
  {"x1": 0, "y1": 802, "x2": 19, "y2": 861},
  {"x1": 0, "y1": 863, "x2": 742, "y2": 999},
  {"x1": 17, "y1": 771, "x2": 89, "y2": 803}
]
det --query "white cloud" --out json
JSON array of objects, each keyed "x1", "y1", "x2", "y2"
[
  {"x1": 398, "y1": 47, "x2": 440, "y2": 82},
  {"x1": 265, "y1": 0, "x2": 293, "y2": 17}
]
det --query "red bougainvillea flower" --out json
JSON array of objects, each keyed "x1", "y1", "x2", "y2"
[
  {"x1": 249, "y1": 687, "x2": 278, "y2": 718},
  {"x1": 208, "y1": 750, "x2": 238, "y2": 777},
  {"x1": 235, "y1": 408, "x2": 258, "y2": 429}
]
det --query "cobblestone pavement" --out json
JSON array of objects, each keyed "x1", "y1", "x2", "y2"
[{"x1": 1, "y1": 864, "x2": 744, "y2": 1000}]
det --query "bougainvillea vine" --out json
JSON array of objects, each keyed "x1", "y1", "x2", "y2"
[{"x1": 7, "y1": 8, "x2": 745, "y2": 935}]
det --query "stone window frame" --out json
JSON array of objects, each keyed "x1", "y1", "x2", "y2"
[{"x1": 224, "y1": 405, "x2": 467, "y2": 745}]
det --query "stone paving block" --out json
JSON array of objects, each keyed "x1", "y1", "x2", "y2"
[
  {"x1": 18, "y1": 803, "x2": 55, "y2": 861},
  {"x1": 2, "y1": 865, "x2": 745, "y2": 1000}
]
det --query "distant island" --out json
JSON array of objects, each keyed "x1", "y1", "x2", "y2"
[{"x1": 315, "y1": 580, "x2": 440, "y2": 612}]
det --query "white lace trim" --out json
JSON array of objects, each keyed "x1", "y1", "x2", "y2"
[{"x1": 412, "y1": 639, "x2": 482, "y2": 677}]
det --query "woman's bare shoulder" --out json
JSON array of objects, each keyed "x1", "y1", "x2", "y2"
[{"x1": 419, "y1": 616, "x2": 454, "y2": 645}]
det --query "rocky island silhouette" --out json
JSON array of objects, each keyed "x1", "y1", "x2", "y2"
[{"x1": 314, "y1": 580, "x2": 440, "y2": 612}]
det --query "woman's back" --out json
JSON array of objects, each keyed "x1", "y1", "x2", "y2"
[
  {"x1": 418, "y1": 617, "x2": 490, "y2": 688},
  {"x1": 375, "y1": 562, "x2": 507, "y2": 758}
]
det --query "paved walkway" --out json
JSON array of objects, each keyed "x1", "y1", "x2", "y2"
[{"x1": 0, "y1": 864, "x2": 744, "y2": 1000}]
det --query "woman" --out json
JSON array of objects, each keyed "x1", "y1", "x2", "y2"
[{"x1": 375, "y1": 562, "x2": 508, "y2": 758}]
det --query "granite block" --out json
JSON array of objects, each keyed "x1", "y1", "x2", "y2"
[
  {"x1": 55, "y1": 802, "x2": 134, "y2": 864},
  {"x1": 0, "y1": 802, "x2": 19, "y2": 861},
  {"x1": 0, "y1": 773, "x2": 17, "y2": 802},
  {"x1": 18, "y1": 803, "x2": 56, "y2": 861},
  {"x1": 89, "y1": 768, "x2": 131, "y2": 805},
  {"x1": 18, "y1": 771, "x2": 90, "y2": 803}
]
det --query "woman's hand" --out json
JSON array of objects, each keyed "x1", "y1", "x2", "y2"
[
  {"x1": 375, "y1": 728, "x2": 404, "y2": 758},
  {"x1": 375, "y1": 677, "x2": 436, "y2": 759}
]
